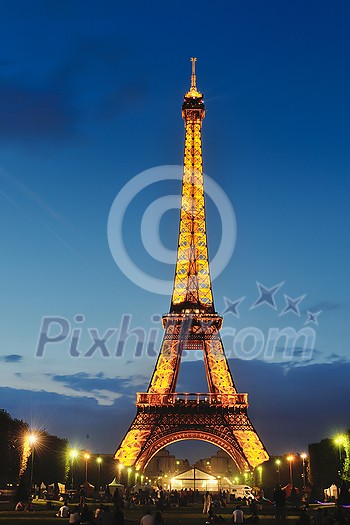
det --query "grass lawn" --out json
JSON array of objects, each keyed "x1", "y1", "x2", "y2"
[{"x1": 0, "y1": 501, "x2": 302, "y2": 524}]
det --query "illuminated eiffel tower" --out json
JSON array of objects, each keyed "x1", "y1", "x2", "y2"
[{"x1": 114, "y1": 59, "x2": 269, "y2": 473}]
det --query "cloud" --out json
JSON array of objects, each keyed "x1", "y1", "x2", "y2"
[
  {"x1": 326, "y1": 353, "x2": 348, "y2": 363},
  {"x1": 303, "y1": 301, "x2": 343, "y2": 313},
  {"x1": 50, "y1": 371, "x2": 146, "y2": 396},
  {"x1": 97, "y1": 78, "x2": 148, "y2": 120},
  {"x1": 0, "y1": 386, "x2": 134, "y2": 454},
  {"x1": 0, "y1": 354, "x2": 23, "y2": 363},
  {"x1": 0, "y1": 80, "x2": 79, "y2": 141},
  {"x1": 275, "y1": 347, "x2": 324, "y2": 372},
  {"x1": 0, "y1": 36, "x2": 148, "y2": 145},
  {"x1": 1, "y1": 357, "x2": 350, "y2": 456},
  {"x1": 0, "y1": 38, "x2": 98, "y2": 144},
  {"x1": 61, "y1": 37, "x2": 148, "y2": 120},
  {"x1": 274, "y1": 346, "x2": 322, "y2": 360}
]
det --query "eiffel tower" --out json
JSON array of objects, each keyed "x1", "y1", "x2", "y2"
[{"x1": 114, "y1": 59, "x2": 269, "y2": 473}]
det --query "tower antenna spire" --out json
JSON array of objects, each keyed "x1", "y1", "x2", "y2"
[
  {"x1": 191, "y1": 57, "x2": 197, "y2": 90},
  {"x1": 186, "y1": 57, "x2": 201, "y2": 98}
]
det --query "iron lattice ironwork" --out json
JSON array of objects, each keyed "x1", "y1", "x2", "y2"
[{"x1": 114, "y1": 59, "x2": 269, "y2": 472}]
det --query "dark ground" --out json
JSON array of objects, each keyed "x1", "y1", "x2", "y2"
[{"x1": 0, "y1": 499, "x2": 337, "y2": 524}]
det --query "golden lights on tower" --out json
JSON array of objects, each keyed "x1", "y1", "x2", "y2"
[
  {"x1": 172, "y1": 57, "x2": 212, "y2": 310},
  {"x1": 114, "y1": 60, "x2": 269, "y2": 473}
]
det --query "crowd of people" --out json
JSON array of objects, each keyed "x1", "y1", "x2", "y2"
[
  {"x1": 14, "y1": 483, "x2": 350, "y2": 524},
  {"x1": 203, "y1": 486, "x2": 350, "y2": 525},
  {"x1": 55, "y1": 502, "x2": 124, "y2": 524},
  {"x1": 204, "y1": 491, "x2": 259, "y2": 524},
  {"x1": 54, "y1": 502, "x2": 167, "y2": 525}
]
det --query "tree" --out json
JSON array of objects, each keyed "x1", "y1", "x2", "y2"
[
  {"x1": 342, "y1": 433, "x2": 350, "y2": 483},
  {"x1": 309, "y1": 431, "x2": 350, "y2": 490},
  {"x1": 30, "y1": 431, "x2": 69, "y2": 487},
  {"x1": 0, "y1": 409, "x2": 70, "y2": 490},
  {"x1": 0, "y1": 409, "x2": 29, "y2": 486}
]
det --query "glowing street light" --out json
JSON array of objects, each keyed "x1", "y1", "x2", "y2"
[
  {"x1": 70, "y1": 449, "x2": 78, "y2": 459},
  {"x1": 83, "y1": 452, "x2": 91, "y2": 482},
  {"x1": 334, "y1": 434, "x2": 346, "y2": 461},
  {"x1": 96, "y1": 457, "x2": 103, "y2": 489},
  {"x1": 217, "y1": 475, "x2": 221, "y2": 490},
  {"x1": 334, "y1": 434, "x2": 347, "y2": 478},
  {"x1": 28, "y1": 434, "x2": 37, "y2": 446},
  {"x1": 275, "y1": 459, "x2": 281, "y2": 483},
  {"x1": 69, "y1": 449, "x2": 78, "y2": 489},
  {"x1": 27, "y1": 433, "x2": 38, "y2": 492},
  {"x1": 287, "y1": 455, "x2": 294, "y2": 485},
  {"x1": 300, "y1": 453, "x2": 307, "y2": 490}
]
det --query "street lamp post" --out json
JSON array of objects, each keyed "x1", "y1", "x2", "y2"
[
  {"x1": 333, "y1": 434, "x2": 348, "y2": 500},
  {"x1": 334, "y1": 434, "x2": 346, "y2": 478},
  {"x1": 300, "y1": 453, "x2": 307, "y2": 491},
  {"x1": 334, "y1": 433, "x2": 348, "y2": 500},
  {"x1": 96, "y1": 457, "x2": 102, "y2": 489},
  {"x1": 84, "y1": 453, "x2": 91, "y2": 483},
  {"x1": 287, "y1": 455, "x2": 294, "y2": 486},
  {"x1": 28, "y1": 433, "x2": 38, "y2": 494},
  {"x1": 127, "y1": 467, "x2": 132, "y2": 487},
  {"x1": 118, "y1": 463, "x2": 124, "y2": 483},
  {"x1": 275, "y1": 459, "x2": 281, "y2": 484},
  {"x1": 69, "y1": 449, "x2": 78, "y2": 489}
]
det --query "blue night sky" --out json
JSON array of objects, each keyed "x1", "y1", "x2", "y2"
[{"x1": 0, "y1": 1, "x2": 349, "y2": 460}]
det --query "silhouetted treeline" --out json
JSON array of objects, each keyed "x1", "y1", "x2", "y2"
[{"x1": 0, "y1": 408, "x2": 68, "y2": 487}]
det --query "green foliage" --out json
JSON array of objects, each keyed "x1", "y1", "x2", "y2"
[
  {"x1": 0, "y1": 408, "x2": 69, "y2": 489},
  {"x1": 309, "y1": 438, "x2": 338, "y2": 488},
  {"x1": 309, "y1": 430, "x2": 350, "y2": 489},
  {"x1": 29, "y1": 431, "x2": 69, "y2": 487},
  {"x1": 0, "y1": 409, "x2": 28, "y2": 486},
  {"x1": 341, "y1": 432, "x2": 350, "y2": 482}
]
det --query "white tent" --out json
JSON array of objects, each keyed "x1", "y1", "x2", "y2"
[
  {"x1": 80, "y1": 480, "x2": 95, "y2": 496},
  {"x1": 108, "y1": 478, "x2": 124, "y2": 496},
  {"x1": 48, "y1": 482, "x2": 65, "y2": 494},
  {"x1": 170, "y1": 467, "x2": 218, "y2": 491},
  {"x1": 324, "y1": 483, "x2": 338, "y2": 501}
]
